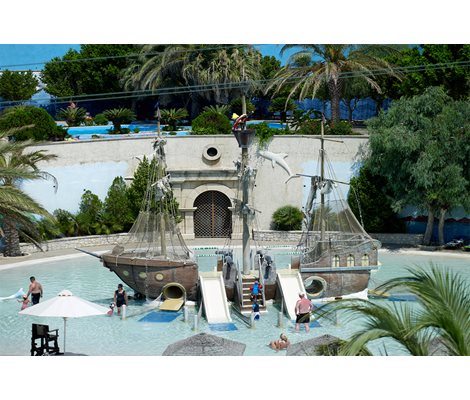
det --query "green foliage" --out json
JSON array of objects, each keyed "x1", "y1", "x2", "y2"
[
  {"x1": 133, "y1": 128, "x2": 140, "y2": 133},
  {"x1": 102, "y1": 108, "x2": 135, "y2": 133},
  {"x1": 53, "y1": 209, "x2": 79, "y2": 237},
  {"x1": 203, "y1": 105, "x2": 230, "y2": 115},
  {"x1": 36, "y1": 217, "x2": 61, "y2": 241},
  {"x1": 268, "y1": 96, "x2": 296, "y2": 112},
  {"x1": 160, "y1": 108, "x2": 188, "y2": 130},
  {"x1": 271, "y1": 205, "x2": 303, "y2": 231},
  {"x1": 0, "y1": 70, "x2": 39, "y2": 101},
  {"x1": 102, "y1": 177, "x2": 133, "y2": 231},
  {"x1": 56, "y1": 106, "x2": 87, "y2": 127},
  {"x1": 347, "y1": 165, "x2": 405, "y2": 233},
  {"x1": 366, "y1": 87, "x2": 470, "y2": 244},
  {"x1": 0, "y1": 106, "x2": 63, "y2": 141},
  {"x1": 191, "y1": 110, "x2": 232, "y2": 135},
  {"x1": 253, "y1": 122, "x2": 288, "y2": 148},
  {"x1": 76, "y1": 190, "x2": 103, "y2": 235},
  {"x1": 296, "y1": 119, "x2": 323, "y2": 135},
  {"x1": 41, "y1": 45, "x2": 138, "y2": 97},
  {"x1": 230, "y1": 98, "x2": 255, "y2": 115},
  {"x1": 126, "y1": 156, "x2": 152, "y2": 218},
  {"x1": 329, "y1": 121, "x2": 353, "y2": 135},
  {"x1": 93, "y1": 113, "x2": 108, "y2": 125}
]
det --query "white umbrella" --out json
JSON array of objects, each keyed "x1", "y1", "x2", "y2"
[{"x1": 19, "y1": 289, "x2": 109, "y2": 353}]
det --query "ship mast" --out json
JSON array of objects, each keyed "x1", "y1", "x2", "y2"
[
  {"x1": 233, "y1": 113, "x2": 256, "y2": 275},
  {"x1": 320, "y1": 116, "x2": 326, "y2": 242},
  {"x1": 155, "y1": 102, "x2": 167, "y2": 257}
]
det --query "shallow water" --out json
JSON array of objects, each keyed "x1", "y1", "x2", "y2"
[{"x1": 0, "y1": 248, "x2": 468, "y2": 356}]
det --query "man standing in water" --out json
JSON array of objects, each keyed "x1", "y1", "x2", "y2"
[
  {"x1": 26, "y1": 276, "x2": 43, "y2": 305},
  {"x1": 295, "y1": 292, "x2": 312, "y2": 332}
]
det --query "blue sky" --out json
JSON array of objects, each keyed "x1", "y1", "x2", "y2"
[{"x1": 0, "y1": 44, "x2": 295, "y2": 70}]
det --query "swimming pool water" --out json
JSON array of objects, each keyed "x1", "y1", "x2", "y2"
[{"x1": 0, "y1": 249, "x2": 468, "y2": 356}]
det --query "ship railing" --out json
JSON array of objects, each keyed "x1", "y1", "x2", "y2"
[{"x1": 257, "y1": 256, "x2": 267, "y2": 307}]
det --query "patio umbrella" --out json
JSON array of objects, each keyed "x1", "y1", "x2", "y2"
[
  {"x1": 19, "y1": 289, "x2": 109, "y2": 353},
  {"x1": 162, "y1": 333, "x2": 246, "y2": 356}
]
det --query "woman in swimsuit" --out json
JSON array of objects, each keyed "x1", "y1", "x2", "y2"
[{"x1": 113, "y1": 284, "x2": 128, "y2": 316}]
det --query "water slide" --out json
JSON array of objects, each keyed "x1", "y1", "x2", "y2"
[
  {"x1": 199, "y1": 271, "x2": 232, "y2": 324},
  {"x1": 276, "y1": 270, "x2": 306, "y2": 320}
]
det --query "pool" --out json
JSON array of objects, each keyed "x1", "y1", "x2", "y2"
[
  {"x1": 0, "y1": 249, "x2": 468, "y2": 356},
  {"x1": 66, "y1": 124, "x2": 191, "y2": 139}
]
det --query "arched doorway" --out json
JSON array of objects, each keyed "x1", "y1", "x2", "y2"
[{"x1": 193, "y1": 191, "x2": 232, "y2": 238}]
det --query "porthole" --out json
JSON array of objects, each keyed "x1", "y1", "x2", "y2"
[
  {"x1": 122, "y1": 270, "x2": 130, "y2": 277},
  {"x1": 304, "y1": 276, "x2": 327, "y2": 299},
  {"x1": 155, "y1": 273, "x2": 164, "y2": 281},
  {"x1": 202, "y1": 144, "x2": 221, "y2": 163},
  {"x1": 138, "y1": 272, "x2": 148, "y2": 279}
]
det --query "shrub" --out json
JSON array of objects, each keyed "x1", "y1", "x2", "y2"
[
  {"x1": 203, "y1": 104, "x2": 230, "y2": 116},
  {"x1": 253, "y1": 122, "x2": 281, "y2": 148},
  {"x1": 329, "y1": 121, "x2": 353, "y2": 135},
  {"x1": 0, "y1": 106, "x2": 63, "y2": 141},
  {"x1": 93, "y1": 113, "x2": 108, "y2": 125},
  {"x1": 271, "y1": 205, "x2": 303, "y2": 231},
  {"x1": 191, "y1": 110, "x2": 232, "y2": 135},
  {"x1": 268, "y1": 97, "x2": 296, "y2": 112},
  {"x1": 56, "y1": 107, "x2": 87, "y2": 127},
  {"x1": 133, "y1": 128, "x2": 140, "y2": 133},
  {"x1": 296, "y1": 119, "x2": 323, "y2": 135}
]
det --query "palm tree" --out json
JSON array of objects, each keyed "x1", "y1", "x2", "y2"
[
  {"x1": 266, "y1": 45, "x2": 401, "y2": 124},
  {"x1": 102, "y1": 108, "x2": 136, "y2": 133},
  {"x1": 160, "y1": 108, "x2": 188, "y2": 131},
  {"x1": 122, "y1": 45, "x2": 262, "y2": 117},
  {"x1": 56, "y1": 106, "x2": 87, "y2": 127},
  {"x1": 0, "y1": 131, "x2": 57, "y2": 256},
  {"x1": 314, "y1": 265, "x2": 469, "y2": 356}
]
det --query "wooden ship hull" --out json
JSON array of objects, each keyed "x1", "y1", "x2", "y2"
[
  {"x1": 101, "y1": 253, "x2": 199, "y2": 301},
  {"x1": 292, "y1": 241, "x2": 379, "y2": 298}
]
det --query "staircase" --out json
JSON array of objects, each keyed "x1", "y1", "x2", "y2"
[{"x1": 239, "y1": 275, "x2": 267, "y2": 314}]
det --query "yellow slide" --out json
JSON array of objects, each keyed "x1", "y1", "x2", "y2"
[{"x1": 159, "y1": 298, "x2": 184, "y2": 311}]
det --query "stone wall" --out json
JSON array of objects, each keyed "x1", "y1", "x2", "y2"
[
  {"x1": 370, "y1": 233, "x2": 423, "y2": 246},
  {"x1": 19, "y1": 233, "x2": 127, "y2": 253}
]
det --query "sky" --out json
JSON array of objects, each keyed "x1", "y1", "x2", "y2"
[{"x1": 0, "y1": 44, "x2": 295, "y2": 71}]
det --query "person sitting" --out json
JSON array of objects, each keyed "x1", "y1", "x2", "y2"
[{"x1": 269, "y1": 333, "x2": 290, "y2": 351}]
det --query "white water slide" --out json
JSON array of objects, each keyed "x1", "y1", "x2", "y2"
[
  {"x1": 199, "y1": 271, "x2": 232, "y2": 324},
  {"x1": 276, "y1": 270, "x2": 306, "y2": 320}
]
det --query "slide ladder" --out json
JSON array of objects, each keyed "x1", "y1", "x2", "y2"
[
  {"x1": 276, "y1": 270, "x2": 306, "y2": 320},
  {"x1": 199, "y1": 271, "x2": 232, "y2": 324}
]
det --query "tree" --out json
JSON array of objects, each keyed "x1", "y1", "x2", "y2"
[
  {"x1": 267, "y1": 45, "x2": 401, "y2": 124},
  {"x1": 347, "y1": 165, "x2": 405, "y2": 233},
  {"x1": 56, "y1": 106, "x2": 87, "y2": 127},
  {"x1": 0, "y1": 130, "x2": 57, "y2": 256},
  {"x1": 191, "y1": 110, "x2": 232, "y2": 135},
  {"x1": 122, "y1": 45, "x2": 262, "y2": 117},
  {"x1": 102, "y1": 108, "x2": 135, "y2": 133},
  {"x1": 341, "y1": 78, "x2": 371, "y2": 122},
  {"x1": 384, "y1": 45, "x2": 470, "y2": 100},
  {"x1": 102, "y1": 177, "x2": 133, "y2": 232},
  {"x1": 126, "y1": 156, "x2": 152, "y2": 219},
  {"x1": 0, "y1": 70, "x2": 38, "y2": 102},
  {"x1": 75, "y1": 190, "x2": 103, "y2": 235},
  {"x1": 41, "y1": 45, "x2": 138, "y2": 98},
  {"x1": 366, "y1": 87, "x2": 470, "y2": 245},
  {"x1": 160, "y1": 108, "x2": 188, "y2": 131},
  {"x1": 316, "y1": 265, "x2": 470, "y2": 356}
]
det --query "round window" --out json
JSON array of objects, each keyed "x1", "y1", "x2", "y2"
[
  {"x1": 203, "y1": 144, "x2": 221, "y2": 162},
  {"x1": 138, "y1": 272, "x2": 148, "y2": 279},
  {"x1": 122, "y1": 270, "x2": 129, "y2": 277},
  {"x1": 155, "y1": 273, "x2": 164, "y2": 281},
  {"x1": 303, "y1": 276, "x2": 327, "y2": 298}
]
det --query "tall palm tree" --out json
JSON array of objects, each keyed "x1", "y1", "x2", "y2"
[
  {"x1": 266, "y1": 45, "x2": 401, "y2": 124},
  {"x1": 122, "y1": 44, "x2": 262, "y2": 117},
  {"x1": 0, "y1": 131, "x2": 57, "y2": 256},
  {"x1": 314, "y1": 265, "x2": 469, "y2": 356}
]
